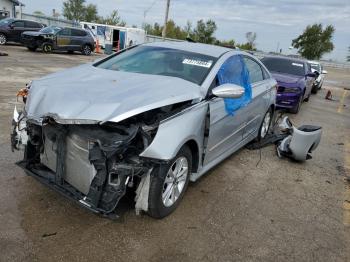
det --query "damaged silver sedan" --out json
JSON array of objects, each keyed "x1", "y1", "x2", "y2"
[{"x1": 11, "y1": 42, "x2": 276, "y2": 219}]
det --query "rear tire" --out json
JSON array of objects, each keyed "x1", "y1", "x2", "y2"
[
  {"x1": 257, "y1": 108, "x2": 272, "y2": 141},
  {"x1": 311, "y1": 85, "x2": 318, "y2": 94},
  {"x1": 81, "y1": 44, "x2": 92, "y2": 56},
  {"x1": 148, "y1": 145, "x2": 192, "y2": 219},
  {"x1": 0, "y1": 33, "x2": 7, "y2": 45}
]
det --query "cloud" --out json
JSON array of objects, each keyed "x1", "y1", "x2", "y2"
[{"x1": 20, "y1": 0, "x2": 350, "y2": 61}]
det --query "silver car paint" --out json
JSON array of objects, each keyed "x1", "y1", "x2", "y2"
[
  {"x1": 24, "y1": 42, "x2": 276, "y2": 183},
  {"x1": 140, "y1": 102, "x2": 207, "y2": 161},
  {"x1": 140, "y1": 49, "x2": 276, "y2": 181},
  {"x1": 25, "y1": 64, "x2": 202, "y2": 124}
]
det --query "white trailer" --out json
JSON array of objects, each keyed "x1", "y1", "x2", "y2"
[{"x1": 80, "y1": 21, "x2": 145, "y2": 50}]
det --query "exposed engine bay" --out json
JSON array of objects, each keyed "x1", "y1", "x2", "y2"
[{"x1": 12, "y1": 88, "x2": 193, "y2": 218}]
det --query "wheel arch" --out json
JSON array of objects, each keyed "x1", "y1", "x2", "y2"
[
  {"x1": 82, "y1": 42, "x2": 93, "y2": 49},
  {"x1": 183, "y1": 139, "x2": 199, "y2": 173}
]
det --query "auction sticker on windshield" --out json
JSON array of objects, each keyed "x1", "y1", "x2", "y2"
[{"x1": 183, "y1": 59, "x2": 213, "y2": 68}]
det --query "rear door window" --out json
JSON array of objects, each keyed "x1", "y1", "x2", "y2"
[
  {"x1": 57, "y1": 28, "x2": 71, "y2": 36},
  {"x1": 71, "y1": 29, "x2": 87, "y2": 37},
  {"x1": 243, "y1": 57, "x2": 264, "y2": 84}
]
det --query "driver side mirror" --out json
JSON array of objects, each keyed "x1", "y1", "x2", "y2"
[
  {"x1": 9, "y1": 24, "x2": 14, "y2": 29},
  {"x1": 212, "y1": 83, "x2": 245, "y2": 99}
]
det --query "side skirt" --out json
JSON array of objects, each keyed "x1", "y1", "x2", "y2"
[{"x1": 190, "y1": 129, "x2": 258, "y2": 182}]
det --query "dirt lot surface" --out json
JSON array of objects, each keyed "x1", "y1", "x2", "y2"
[{"x1": 0, "y1": 45, "x2": 349, "y2": 262}]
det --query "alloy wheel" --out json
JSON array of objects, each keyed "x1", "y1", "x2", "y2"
[
  {"x1": 0, "y1": 34, "x2": 6, "y2": 45},
  {"x1": 162, "y1": 156, "x2": 189, "y2": 207},
  {"x1": 260, "y1": 111, "x2": 271, "y2": 138},
  {"x1": 43, "y1": 44, "x2": 52, "y2": 53},
  {"x1": 83, "y1": 45, "x2": 91, "y2": 55}
]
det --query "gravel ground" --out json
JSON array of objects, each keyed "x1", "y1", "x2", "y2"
[{"x1": 0, "y1": 45, "x2": 349, "y2": 262}]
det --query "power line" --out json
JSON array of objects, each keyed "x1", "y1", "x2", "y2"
[{"x1": 143, "y1": 0, "x2": 159, "y2": 20}]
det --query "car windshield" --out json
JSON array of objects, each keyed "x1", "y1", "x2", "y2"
[
  {"x1": 40, "y1": 26, "x2": 61, "y2": 34},
  {"x1": 95, "y1": 46, "x2": 216, "y2": 85},
  {"x1": 0, "y1": 18, "x2": 14, "y2": 26},
  {"x1": 310, "y1": 63, "x2": 321, "y2": 72},
  {"x1": 261, "y1": 57, "x2": 305, "y2": 76}
]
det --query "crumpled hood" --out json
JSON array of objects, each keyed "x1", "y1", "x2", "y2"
[
  {"x1": 271, "y1": 72, "x2": 304, "y2": 86},
  {"x1": 25, "y1": 64, "x2": 202, "y2": 124}
]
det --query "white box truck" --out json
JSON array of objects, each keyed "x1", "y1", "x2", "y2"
[{"x1": 80, "y1": 21, "x2": 146, "y2": 50}]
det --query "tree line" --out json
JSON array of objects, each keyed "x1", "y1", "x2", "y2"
[
  {"x1": 49, "y1": 0, "x2": 338, "y2": 60},
  {"x1": 62, "y1": 0, "x2": 126, "y2": 26},
  {"x1": 144, "y1": 19, "x2": 257, "y2": 50}
]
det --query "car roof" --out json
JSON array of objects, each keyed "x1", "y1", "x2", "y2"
[
  {"x1": 307, "y1": 60, "x2": 320, "y2": 65},
  {"x1": 143, "y1": 41, "x2": 234, "y2": 58},
  {"x1": 13, "y1": 19, "x2": 39, "y2": 23},
  {"x1": 262, "y1": 55, "x2": 306, "y2": 64}
]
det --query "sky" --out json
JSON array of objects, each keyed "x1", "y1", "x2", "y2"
[{"x1": 19, "y1": 0, "x2": 350, "y2": 62}]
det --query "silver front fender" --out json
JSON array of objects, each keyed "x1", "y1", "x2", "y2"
[{"x1": 140, "y1": 102, "x2": 208, "y2": 161}]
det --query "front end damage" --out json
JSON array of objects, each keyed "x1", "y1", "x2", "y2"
[{"x1": 12, "y1": 89, "x2": 192, "y2": 218}]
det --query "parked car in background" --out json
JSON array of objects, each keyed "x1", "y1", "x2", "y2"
[
  {"x1": 0, "y1": 18, "x2": 44, "y2": 45},
  {"x1": 261, "y1": 56, "x2": 316, "y2": 114},
  {"x1": 308, "y1": 61, "x2": 327, "y2": 94},
  {"x1": 12, "y1": 42, "x2": 276, "y2": 219},
  {"x1": 21, "y1": 26, "x2": 95, "y2": 55}
]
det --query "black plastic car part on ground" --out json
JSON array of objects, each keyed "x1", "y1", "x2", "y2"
[{"x1": 21, "y1": 26, "x2": 95, "y2": 55}]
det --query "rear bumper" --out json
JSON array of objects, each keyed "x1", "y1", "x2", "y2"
[{"x1": 276, "y1": 92, "x2": 302, "y2": 109}]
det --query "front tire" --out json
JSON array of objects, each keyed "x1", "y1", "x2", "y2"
[
  {"x1": 42, "y1": 42, "x2": 53, "y2": 53},
  {"x1": 311, "y1": 84, "x2": 318, "y2": 94},
  {"x1": 0, "y1": 33, "x2": 7, "y2": 45},
  {"x1": 290, "y1": 96, "x2": 302, "y2": 114},
  {"x1": 148, "y1": 145, "x2": 192, "y2": 219},
  {"x1": 304, "y1": 92, "x2": 310, "y2": 102}
]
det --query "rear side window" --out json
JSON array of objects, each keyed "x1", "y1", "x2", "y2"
[
  {"x1": 25, "y1": 21, "x2": 41, "y2": 28},
  {"x1": 71, "y1": 29, "x2": 87, "y2": 37},
  {"x1": 12, "y1": 21, "x2": 24, "y2": 27},
  {"x1": 243, "y1": 57, "x2": 264, "y2": 83}
]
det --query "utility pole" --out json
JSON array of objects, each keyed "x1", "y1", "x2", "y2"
[{"x1": 162, "y1": 0, "x2": 170, "y2": 39}]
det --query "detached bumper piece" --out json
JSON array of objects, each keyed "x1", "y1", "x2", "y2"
[{"x1": 20, "y1": 122, "x2": 148, "y2": 218}]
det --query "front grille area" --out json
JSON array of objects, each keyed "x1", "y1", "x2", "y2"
[{"x1": 277, "y1": 86, "x2": 300, "y2": 93}]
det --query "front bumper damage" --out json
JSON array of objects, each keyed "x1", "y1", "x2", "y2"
[
  {"x1": 12, "y1": 89, "x2": 192, "y2": 218},
  {"x1": 15, "y1": 120, "x2": 154, "y2": 218}
]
